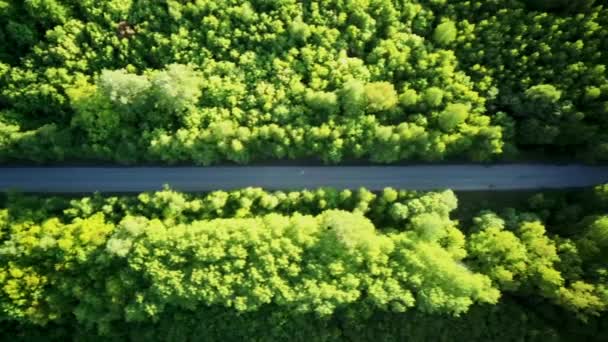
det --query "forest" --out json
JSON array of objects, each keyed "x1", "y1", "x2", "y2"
[
  {"x1": 1, "y1": 0, "x2": 607, "y2": 340},
  {"x1": 0, "y1": 185, "x2": 606, "y2": 341},
  {"x1": 0, "y1": 0, "x2": 607, "y2": 164}
]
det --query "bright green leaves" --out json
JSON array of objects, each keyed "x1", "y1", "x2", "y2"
[
  {"x1": 439, "y1": 103, "x2": 470, "y2": 131},
  {"x1": 319, "y1": 210, "x2": 377, "y2": 250},
  {"x1": 289, "y1": 19, "x2": 311, "y2": 42},
  {"x1": 339, "y1": 80, "x2": 366, "y2": 116},
  {"x1": 68, "y1": 80, "x2": 120, "y2": 143},
  {"x1": 0, "y1": 0, "x2": 509, "y2": 164},
  {"x1": 468, "y1": 213, "x2": 528, "y2": 291},
  {"x1": 310, "y1": 81, "x2": 398, "y2": 117},
  {"x1": 0, "y1": 0, "x2": 607, "y2": 164},
  {"x1": 305, "y1": 90, "x2": 339, "y2": 116},
  {"x1": 117, "y1": 210, "x2": 495, "y2": 320},
  {"x1": 149, "y1": 64, "x2": 203, "y2": 115},
  {"x1": 1, "y1": 185, "x2": 608, "y2": 333},
  {"x1": 23, "y1": 0, "x2": 71, "y2": 26},
  {"x1": 467, "y1": 209, "x2": 608, "y2": 319},
  {"x1": 391, "y1": 234, "x2": 499, "y2": 316},
  {"x1": 468, "y1": 213, "x2": 563, "y2": 295},
  {"x1": 0, "y1": 191, "x2": 502, "y2": 331},
  {"x1": 410, "y1": 213, "x2": 448, "y2": 242},
  {"x1": 558, "y1": 281, "x2": 608, "y2": 319},
  {"x1": 363, "y1": 82, "x2": 398, "y2": 113},
  {"x1": 389, "y1": 189, "x2": 458, "y2": 222},
  {"x1": 399, "y1": 88, "x2": 420, "y2": 108},
  {"x1": 105, "y1": 216, "x2": 148, "y2": 257},
  {"x1": 69, "y1": 64, "x2": 203, "y2": 145},
  {"x1": 0, "y1": 212, "x2": 116, "y2": 325},
  {"x1": 576, "y1": 216, "x2": 608, "y2": 261},
  {"x1": 524, "y1": 84, "x2": 562, "y2": 104},
  {"x1": 423, "y1": 87, "x2": 444, "y2": 108},
  {"x1": 0, "y1": 263, "x2": 50, "y2": 324},
  {"x1": 433, "y1": 20, "x2": 457, "y2": 46},
  {"x1": 584, "y1": 86, "x2": 601, "y2": 101},
  {"x1": 98, "y1": 69, "x2": 151, "y2": 120}
]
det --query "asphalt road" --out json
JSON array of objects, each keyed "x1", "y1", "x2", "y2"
[{"x1": 0, "y1": 165, "x2": 606, "y2": 193}]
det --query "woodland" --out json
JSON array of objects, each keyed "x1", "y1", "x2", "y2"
[
  {"x1": 0, "y1": 185, "x2": 607, "y2": 340},
  {"x1": 0, "y1": 0, "x2": 607, "y2": 340},
  {"x1": 0, "y1": 0, "x2": 607, "y2": 163}
]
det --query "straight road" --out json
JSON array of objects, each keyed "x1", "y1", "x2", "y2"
[{"x1": 0, "y1": 165, "x2": 606, "y2": 193}]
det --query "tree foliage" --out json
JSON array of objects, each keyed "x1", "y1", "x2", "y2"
[
  {"x1": 0, "y1": 188, "x2": 504, "y2": 335},
  {"x1": 3, "y1": 0, "x2": 570, "y2": 163},
  {"x1": 1, "y1": 0, "x2": 607, "y2": 163},
  {"x1": 447, "y1": 1, "x2": 608, "y2": 158},
  {"x1": 0, "y1": 184, "x2": 607, "y2": 339},
  {"x1": 433, "y1": 20, "x2": 457, "y2": 46}
]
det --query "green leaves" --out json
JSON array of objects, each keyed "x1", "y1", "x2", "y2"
[
  {"x1": 1, "y1": 0, "x2": 607, "y2": 163},
  {"x1": 0, "y1": 187, "x2": 508, "y2": 332},
  {"x1": 524, "y1": 84, "x2": 562, "y2": 104},
  {"x1": 150, "y1": 64, "x2": 203, "y2": 115},
  {"x1": 391, "y1": 235, "x2": 499, "y2": 316},
  {"x1": 438, "y1": 103, "x2": 470, "y2": 131},
  {"x1": 340, "y1": 80, "x2": 366, "y2": 116},
  {"x1": 451, "y1": 2, "x2": 608, "y2": 158},
  {"x1": 320, "y1": 209, "x2": 376, "y2": 249},
  {"x1": 23, "y1": 0, "x2": 71, "y2": 26},
  {"x1": 399, "y1": 88, "x2": 420, "y2": 108},
  {"x1": 363, "y1": 82, "x2": 398, "y2": 113},
  {"x1": 305, "y1": 90, "x2": 339, "y2": 116},
  {"x1": 468, "y1": 213, "x2": 564, "y2": 295},
  {"x1": 433, "y1": 20, "x2": 457, "y2": 46},
  {"x1": 289, "y1": 20, "x2": 311, "y2": 42},
  {"x1": 423, "y1": 87, "x2": 444, "y2": 108},
  {"x1": 69, "y1": 64, "x2": 203, "y2": 148},
  {"x1": 0, "y1": 209, "x2": 498, "y2": 327},
  {"x1": 98, "y1": 69, "x2": 151, "y2": 119},
  {"x1": 1, "y1": 185, "x2": 608, "y2": 336},
  {"x1": 468, "y1": 214, "x2": 530, "y2": 290},
  {"x1": 0, "y1": 0, "x2": 510, "y2": 164}
]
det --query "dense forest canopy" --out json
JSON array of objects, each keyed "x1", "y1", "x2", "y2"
[
  {"x1": 0, "y1": 185, "x2": 607, "y2": 340},
  {"x1": 1, "y1": 0, "x2": 607, "y2": 339},
  {"x1": 0, "y1": 0, "x2": 606, "y2": 163}
]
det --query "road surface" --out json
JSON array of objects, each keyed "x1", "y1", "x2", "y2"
[{"x1": 0, "y1": 165, "x2": 606, "y2": 193}]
